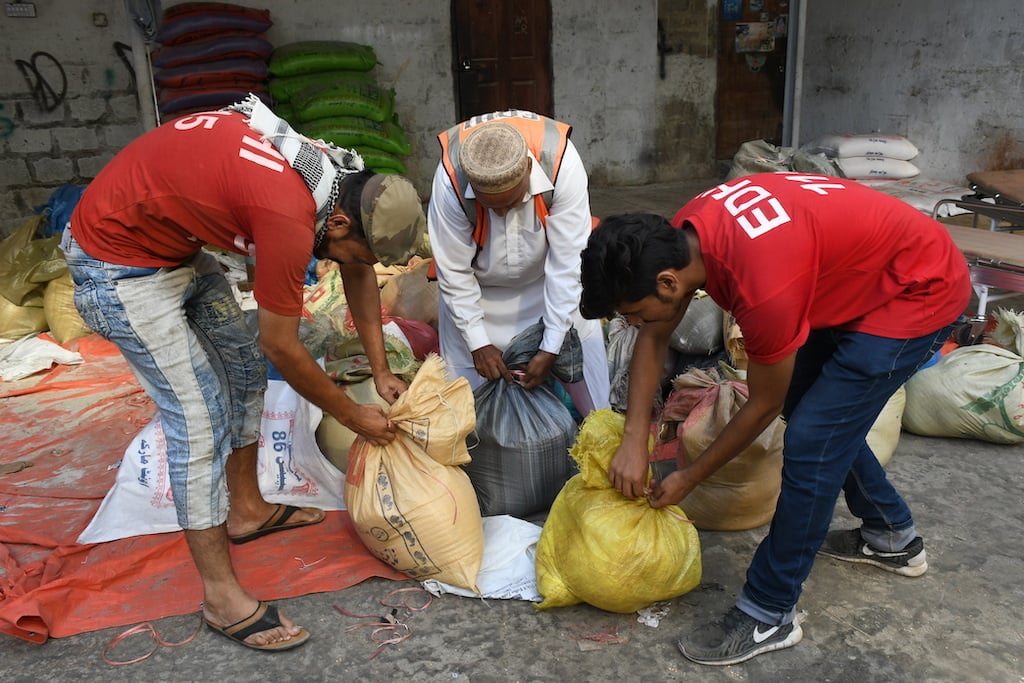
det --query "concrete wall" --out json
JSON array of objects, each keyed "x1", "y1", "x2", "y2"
[
  {"x1": 12, "y1": 2, "x2": 1019, "y2": 238},
  {"x1": 2, "y1": 0, "x2": 712, "y2": 237},
  {"x1": 0, "y1": 1, "x2": 142, "y2": 236},
  {"x1": 655, "y1": 0, "x2": 717, "y2": 183},
  {"x1": 799, "y1": 0, "x2": 1024, "y2": 185}
]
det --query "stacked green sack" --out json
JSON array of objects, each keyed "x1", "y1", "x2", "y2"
[{"x1": 269, "y1": 41, "x2": 412, "y2": 175}]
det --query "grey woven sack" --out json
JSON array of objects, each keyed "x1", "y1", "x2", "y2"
[{"x1": 463, "y1": 321, "x2": 581, "y2": 517}]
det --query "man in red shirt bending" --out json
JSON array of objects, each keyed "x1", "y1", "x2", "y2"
[
  {"x1": 580, "y1": 172, "x2": 970, "y2": 665},
  {"x1": 63, "y1": 97, "x2": 425, "y2": 651}
]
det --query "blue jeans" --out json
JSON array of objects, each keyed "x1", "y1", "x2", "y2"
[
  {"x1": 61, "y1": 229, "x2": 266, "y2": 529},
  {"x1": 737, "y1": 325, "x2": 953, "y2": 625}
]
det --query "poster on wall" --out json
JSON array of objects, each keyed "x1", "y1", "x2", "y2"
[
  {"x1": 735, "y1": 22, "x2": 776, "y2": 53},
  {"x1": 722, "y1": 0, "x2": 742, "y2": 21}
]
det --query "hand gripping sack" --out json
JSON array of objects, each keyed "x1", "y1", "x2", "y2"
[
  {"x1": 535, "y1": 409, "x2": 702, "y2": 614},
  {"x1": 665, "y1": 367, "x2": 785, "y2": 531},
  {"x1": 344, "y1": 355, "x2": 484, "y2": 591},
  {"x1": 902, "y1": 309, "x2": 1024, "y2": 444},
  {"x1": 463, "y1": 322, "x2": 581, "y2": 517}
]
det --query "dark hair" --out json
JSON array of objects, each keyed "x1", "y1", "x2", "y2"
[
  {"x1": 579, "y1": 212, "x2": 691, "y2": 319},
  {"x1": 336, "y1": 169, "x2": 375, "y2": 238}
]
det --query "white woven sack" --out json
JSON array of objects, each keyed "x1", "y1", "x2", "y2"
[
  {"x1": 836, "y1": 156, "x2": 920, "y2": 180},
  {"x1": 902, "y1": 310, "x2": 1024, "y2": 444},
  {"x1": 77, "y1": 378, "x2": 345, "y2": 544},
  {"x1": 802, "y1": 133, "x2": 919, "y2": 160}
]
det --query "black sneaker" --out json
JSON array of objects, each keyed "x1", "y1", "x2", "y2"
[
  {"x1": 677, "y1": 607, "x2": 802, "y2": 666},
  {"x1": 818, "y1": 528, "x2": 928, "y2": 577}
]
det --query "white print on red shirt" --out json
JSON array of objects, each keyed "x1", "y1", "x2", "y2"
[
  {"x1": 697, "y1": 174, "x2": 847, "y2": 239},
  {"x1": 173, "y1": 112, "x2": 277, "y2": 256},
  {"x1": 173, "y1": 112, "x2": 287, "y2": 174},
  {"x1": 173, "y1": 112, "x2": 231, "y2": 131}
]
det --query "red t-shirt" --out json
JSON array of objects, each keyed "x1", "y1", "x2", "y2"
[
  {"x1": 71, "y1": 111, "x2": 316, "y2": 316},
  {"x1": 673, "y1": 173, "x2": 971, "y2": 364}
]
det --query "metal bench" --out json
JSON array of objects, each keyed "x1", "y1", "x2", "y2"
[{"x1": 931, "y1": 170, "x2": 1024, "y2": 233}]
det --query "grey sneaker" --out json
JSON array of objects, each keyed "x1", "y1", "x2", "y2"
[
  {"x1": 818, "y1": 528, "x2": 928, "y2": 577},
  {"x1": 678, "y1": 607, "x2": 803, "y2": 666}
]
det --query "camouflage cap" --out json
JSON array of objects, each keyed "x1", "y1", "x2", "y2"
[{"x1": 360, "y1": 174, "x2": 426, "y2": 266}]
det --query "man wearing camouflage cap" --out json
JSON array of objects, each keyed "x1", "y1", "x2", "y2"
[{"x1": 62, "y1": 96, "x2": 425, "y2": 652}]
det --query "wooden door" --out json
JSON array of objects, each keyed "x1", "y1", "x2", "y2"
[
  {"x1": 715, "y1": 0, "x2": 789, "y2": 161},
  {"x1": 452, "y1": 0, "x2": 553, "y2": 120}
]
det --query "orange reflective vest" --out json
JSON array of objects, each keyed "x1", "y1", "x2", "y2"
[{"x1": 429, "y1": 110, "x2": 574, "y2": 279}]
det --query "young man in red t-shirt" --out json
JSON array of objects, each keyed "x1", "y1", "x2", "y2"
[
  {"x1": 580, "y1": 172, "x2": 971, "y2": 665},
  {"x1": 63, "y1": 103, "x2": 425, "y2": 651}
]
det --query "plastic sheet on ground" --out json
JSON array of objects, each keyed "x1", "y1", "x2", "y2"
[{"x1": 0, "y1": 333, "x2": 404, "y2": 644}]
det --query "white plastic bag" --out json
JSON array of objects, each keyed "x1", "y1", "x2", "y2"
[
  {"x1": 421, "y1": 515, "x2": 543, "y2": 602},
  {"x1": 78, "y1": 378, "x2": 345, "y2": 544}
]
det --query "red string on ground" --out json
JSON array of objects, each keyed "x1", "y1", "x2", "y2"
[
  {"x1": 334, "y1": 586, "x2": 433, "y2": 660},
  {"x1": 566, "y1": 620, "x2": 634, "y2": 645},
  {"x1": 101, "y1": 611, "x2": 204, "y2": 666}
]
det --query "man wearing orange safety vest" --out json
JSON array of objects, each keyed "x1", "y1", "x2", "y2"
[{"x1": 427, "y1": 110, "x2": 609, "y2": 415}]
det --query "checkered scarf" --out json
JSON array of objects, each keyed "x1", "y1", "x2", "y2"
[{"x1": 224, "y1": 94, "x2": 364, "y2": 248}]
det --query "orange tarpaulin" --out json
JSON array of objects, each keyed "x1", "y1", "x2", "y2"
[{"x1": 0, "y1": 334, "x2": 403, "y2": 644}]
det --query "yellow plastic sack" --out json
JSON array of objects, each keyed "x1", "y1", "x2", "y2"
[
  {"x1": 43, "y1": 272, "x2": 92, "y2": 343},
  {"x1": 0, "y1": 290, "x2": 47, "y2": 340},
  {"x1": 344, "y1": 354, "x2": 484, "y2": 591},
  {"x1": 867, "y1": 386, "x2": 906, "y2": 467},
  {"x1": 535, "y1": 409, "x2": 702, "y2": 614}
]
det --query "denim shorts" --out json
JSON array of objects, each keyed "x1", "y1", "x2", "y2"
[{"x1": 61, "y1": 228, "x2": 266, "y2": 530}]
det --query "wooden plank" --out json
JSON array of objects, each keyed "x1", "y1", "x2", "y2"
[
  {"x1": 943, "y1": 223, "x2": 1024, "y2": 266},
  {"x1": 965, "y1": 170, "x2": 1024, "y2": 206}
]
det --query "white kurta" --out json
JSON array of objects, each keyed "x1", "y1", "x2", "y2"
[{"x1": 427, "y1": 140, "x2": 610, "y2": 412}]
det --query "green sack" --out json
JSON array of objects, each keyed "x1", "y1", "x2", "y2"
[
  {"x1": 269, "y1": 41, "x2": 378, "y2": 77},
  {"x1": 300, "y1": 116, "x2": 411, "y2": 156},
  {"x1": 355, "y1": 147, "x2": 407, "y2": 175},
  {"x1": 268, "y1": 69, "x2": 375, "y2": 103},
  {"x1": 292, "y1": 80, "x2": 395, "y2": 123}
]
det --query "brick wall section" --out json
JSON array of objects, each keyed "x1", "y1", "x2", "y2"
[{"x1": 0, "y1": 93, "x2": 142, "y2": 239}]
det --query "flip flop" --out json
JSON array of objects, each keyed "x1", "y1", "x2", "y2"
[
  {"x1": 205, "y1": 601, "x2": 310, "y2": 651},
  {"x1": 228, "y1": 504, "x2": 325, "y2": 545}
]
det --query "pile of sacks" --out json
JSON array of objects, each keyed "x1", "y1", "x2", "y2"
[
  {"x1": 801, "y1": 132, "x2": 921, "y2": 180},
  {"x1": 269, "y1": 40, "x2": 412, "y2": 175},
  {"x1": 0, "y1": 214, "x2": 91, "y2": 344},
  {"x1": 151, "y1": 2, "x2": 274, "y2": 119},
  {"x1": 301, "y1": 257, "x2": 439, "y2": 471}
]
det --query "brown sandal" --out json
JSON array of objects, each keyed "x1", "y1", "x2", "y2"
[{"x1": 205, "y1": 601, "x2": 310, "y2": 651}]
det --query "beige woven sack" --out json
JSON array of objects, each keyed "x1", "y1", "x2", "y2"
[
  {"x1": 669, "y1": 367, "x2": 784, "y2": 531},
  {"x1": 344, "y1": 354, "x2": 483, "y2": 591},
  {"x1": 379, "y1": 258, "x2": 439, "y2": 328}
]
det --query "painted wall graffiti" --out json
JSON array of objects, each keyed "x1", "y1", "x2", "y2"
[
  {"x1": 15, "y1": 51, "x2": 67, "y2": 112},
  {"x1": 0, "y1": 103, "x2": 14, "y2": 138}
]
